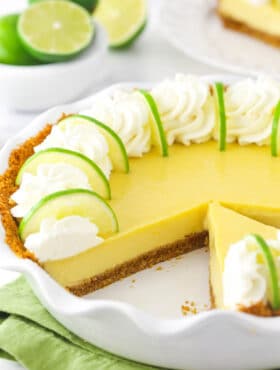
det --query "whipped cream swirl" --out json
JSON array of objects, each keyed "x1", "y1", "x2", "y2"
[
  {"x1": 223, "y1": 76, "x2": 280, "y2": 145},
  {"x1": 82, "y1": 89, "x2": 151, "y2": 157},
  {"x1": 35, "y1": 120, "x2": 112, "y2": 178},
  {"x1": 25, "y1": 216, "x2": 103, "y2": 262},
  {"x1": 151, "y1": 74, "x2": 215, "y2": 146},
  {"x1": 11, "y1": 163, "x2": 91, "y2": 218},
  {"x1": 223, "y1": 233, "x2": 280, "y2": 310}
]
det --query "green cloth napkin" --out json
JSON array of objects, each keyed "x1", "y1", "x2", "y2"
[{"x1": 0, "y1": 277, "x2": 158, "y2": 370}]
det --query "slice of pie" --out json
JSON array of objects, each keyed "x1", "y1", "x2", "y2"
[
  {"x1": 1, "y1": 74, "x2": 280, "y2": 317},
  {"x1": 208, "y1": 202, "x2": 280, "y2": 316},
  {"x1": 217, "y1": 0, "x2": 280, "y2": 47}
]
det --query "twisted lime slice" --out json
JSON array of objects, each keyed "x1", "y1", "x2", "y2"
[
  {"x1": 19, "y1": 189, "x2": 119, "y2": 241},
  {"x1": 214, "y1": 82, "x2": 227, "y2": 152},
  {"x1": 16, "y1": 148, "x2": 111, "y2": 199},
  {"x1": 59, "y1": 115, "x2": 129, "y2": 173},
  {"x1": 250, "y1": 233, "x2": 280, "y2": 310},
  {"x1": 271, "y1": 100, "x2": 280, "y2": 157},
  {"x1": 139, "y1": 89, "x2": 168, "y2": 157}
]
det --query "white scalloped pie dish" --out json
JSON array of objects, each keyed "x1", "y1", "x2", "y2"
[{"x1": 2, "y1": 75, "x2": 280, "y2": 370}]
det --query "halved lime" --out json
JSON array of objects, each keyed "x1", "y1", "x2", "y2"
[
  {"x1": 0, "y1": 14, "x2": 39, "y2": 65},
  {"x1": 59, "y1": 115, "x2": 129, "y2": 173},
  {"x1": 139, "y1": 89, "x2": 168, "y2": 157},
  {"x1": 271, "y1": 100, "x2": 280, "y2": 157},
  {"x1": 19, "y1": 189, "x2": 119, "y2": 241},
  {"x1": 214, "y1": 82, "x2": 227, "y2": 152},
  {"x1": 94, "y1": 0, "x2": 147, "y2": 48},
  {"x1": 28, "y1": 0, "x2": 99, "y2": 13},
  {"x1": 18, "y1": 0, "x2": 95, "y2": 63},
  {"x1": 16, "y1": 148, "x2": 111, "y2": 199},
  {"x1": 250, "y1": 233, "x2": 280, "y2": 310}
]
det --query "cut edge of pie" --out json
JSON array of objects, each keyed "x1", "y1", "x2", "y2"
[
  {"x1": 208, "y1": 202, "x2": 280, "y2": 317},
  {"x1": 217, "y1": 0, "x2": 280, "y2": 48}
]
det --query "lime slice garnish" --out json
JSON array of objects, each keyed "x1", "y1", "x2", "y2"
[
  {"x1": 28, "y1": 0, "x2": 99, "y2": 13},
  {"x1": 271, "y1": 100, "x2": 280, "y2": 157},
  {"x1": 0, "y1": 14, "x2": 39, "y2": 65},
  {"x1": 16, "y1": 148, "x2": 111, "y2": 199},
  {"x1": 214, "y1": 82, "x2": 227, "y2": 152},
  {"x1": 139, "y1": 89, "x2": 168, "y2": 157},
  {"x1": 59, "y1": 115, "x2": 130, "y2": 173},
  {"x1": 18, "y1": 0, "x2": 94, "y2": 63},
  {"x1": 94, "y1": 0, "x2": 147, "y2": 48},
  {"x1": 250, "y1": 233, "x2": 280, "y2": 310},
  {"x1": 19, "y1": 188, "x2": 119, "y2": 241}
]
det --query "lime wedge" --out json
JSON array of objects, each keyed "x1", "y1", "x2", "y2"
[
  {"x1": 139, "y1": 89, "x2": 168, "y2": 157},
  {"x1": 18, "y1": 0, "x2": 94, "y2": 63},
  {"x1": 250, "y1": 233, "x2": 280, "y2": 310},
  {"x1": 19, "y1": 189, "x2": 119, "y2": 241},
  {"x1": 0, "y1": 14, "x2": 39, "y2": 65},
  {"x1": 214, "y1": 82, "x2": 227, "y2": 152},
  {"x1": 271, "y1": 100, "x2": 280, "y2": 157},
  {"x1": 59, "y1": 115, "x2": 129, "y2": 173},
  {"x1": 16, "y1": 148, "x2": 111, "y2": 199},
  {"x1": 28, "y1": 0, "x2": 99, "y2": 13},
  {"x1": 94, "y1": 0, "x2": 147, "y2": 48}
]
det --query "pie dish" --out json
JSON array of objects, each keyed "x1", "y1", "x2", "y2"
[
  {"x1": 2, "y1": 75, "x2": 280, "y2": 369},
  {"x1": 3, "y1": 72, "x2": 280, "y2": 314},
  {"x1": 218, "y1": 0, "x2": 280, "y2": 48}
]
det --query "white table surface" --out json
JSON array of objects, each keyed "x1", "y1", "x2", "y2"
[{"x1": 0, "y1": 0, "x2": 224, "y2": 368}]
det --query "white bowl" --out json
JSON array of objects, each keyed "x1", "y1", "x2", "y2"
[
  {"x1": 2, "y1": 75, "x2": 280, "y2": 370},
  {"x1": 0, "y1": 23, "x2": 107, "y2": 112}
]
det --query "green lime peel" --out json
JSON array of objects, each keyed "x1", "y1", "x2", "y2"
[
  {"x1": 214, "y1": 82, "x2": 227, "y2": 152},
  {"x1": 250, "y1": 233, "x2": 280, "y2": 310}
]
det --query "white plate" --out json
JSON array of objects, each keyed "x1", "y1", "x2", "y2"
[
  {"x1": 159, "y1": 0, "x2": 280, "y2": 78},
  {"x1": 2, "y1": 75, "x2": 280, "y2": 370}
]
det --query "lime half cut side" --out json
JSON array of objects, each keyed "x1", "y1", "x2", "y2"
[
  {"x1": 28, "y1": 0, "x2": 99, "y2": 13},
  {"x1": 18, "y1": 0, "x2": 95, "y2": 62},
  {"x1": 94, "y1": 0, "x2": 147, "y2": 48}
]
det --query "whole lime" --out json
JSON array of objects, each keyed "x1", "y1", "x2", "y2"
[{"x1": 0, "y1": 14, "x2": 39, "y2": 65}]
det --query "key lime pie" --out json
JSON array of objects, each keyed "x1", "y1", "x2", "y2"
[
  {"x1": 218, "y1": 0, "x2": 280, "y2": 47},
  {"x1": 2, "y1": 74, "x2": 280, "y2": 316}
]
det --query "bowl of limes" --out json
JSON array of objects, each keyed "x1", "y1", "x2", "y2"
[{"x1": 0, "y1": 0, "x2": 107, "y2": 111}]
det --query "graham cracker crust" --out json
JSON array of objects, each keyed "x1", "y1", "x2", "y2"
[
  {"x1": 0, "y1": 125, "x2": 52, "y2": 262},
  {"x1": 68, "y1": 231, "x2": 209, "y2": 296},
  {"x1": 0, "y1": 115, "x2": 68, "y2": 261},
  {"x1": 210, "y1": 280, "x2": 280, "y2": 317},
  {"x1": 218, "y1": 10, "x2": 280, "y2": 48}
]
